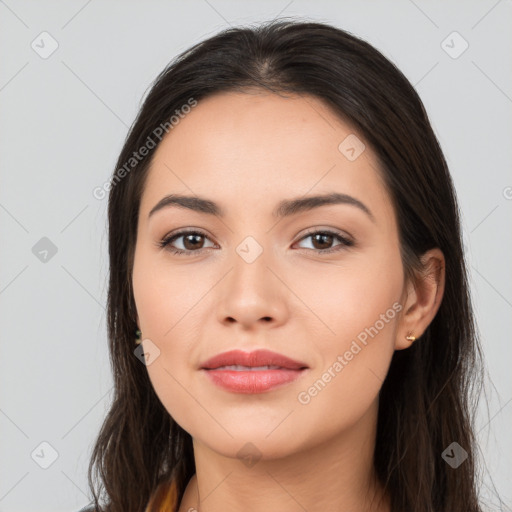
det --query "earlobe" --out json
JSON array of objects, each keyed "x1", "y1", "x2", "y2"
[{"x1": 395, "y1": 248, "x2": 446, "y2": 350}]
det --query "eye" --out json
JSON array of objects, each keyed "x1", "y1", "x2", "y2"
[
  {"x1": 294, "y1": 229, "x2": 354, "y2": 254},
  {"x1": 158, "y1": 230, "x2": 216, "y2": 256},
  {"x1": 157, "y1": 228, "x2": 354, "y2": 256}
]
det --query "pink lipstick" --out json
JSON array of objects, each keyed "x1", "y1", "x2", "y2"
[{"x1": 200, "y1": 349, "x2": 309, "y2": 393}]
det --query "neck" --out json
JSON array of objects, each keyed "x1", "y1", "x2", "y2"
[{"x1": 178, "y1": 400, "x2": 390, "y2": 512}]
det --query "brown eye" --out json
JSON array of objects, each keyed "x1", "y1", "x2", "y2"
[
  {"x1": 311, "y1": 233, "x2": 334, "y2": 250},
  {"x1": 296, "y1": 230, "x2": 354, "y2": 254},
  {"x1": 159, "y1": 230, "x2": 216, "y2": 255},
  {"x1": 159, "y1": 229, "x2": 353, "y2": 256},
  {"x1": 181, "y1": 233, "x2": 206, "y2": 250}
]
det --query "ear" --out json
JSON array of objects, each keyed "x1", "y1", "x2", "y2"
[{"x1": 395, "y1": 248, "x2": 445, "y2": 350}]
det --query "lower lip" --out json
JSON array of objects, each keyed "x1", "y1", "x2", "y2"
[{"x1": 201, "y1": 368, "x2": 307, "y2": 393}]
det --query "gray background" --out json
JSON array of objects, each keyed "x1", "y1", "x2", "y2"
[{"x1": 0, "y1": 1, "x2": 511, "y2": 511}]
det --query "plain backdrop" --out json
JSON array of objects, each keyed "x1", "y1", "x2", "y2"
[{"x1": 0, "y1": 1, "x2": 511, "y2": 511}]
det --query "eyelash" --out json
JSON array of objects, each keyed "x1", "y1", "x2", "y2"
[{"x1": 157, "y1": 228, "x2": 354, "y2": 256}]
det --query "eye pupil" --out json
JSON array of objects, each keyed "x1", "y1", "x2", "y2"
[
  {"x1": 312, "y1": 233, "x2": 333, "y2": 250},
  {"x1": 183, "y1": 234, "x2": 204, "y2": 250}
]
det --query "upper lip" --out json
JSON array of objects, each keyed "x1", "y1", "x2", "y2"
[{"x1": 200, "y1": 349, "x2": 308, "y2": 370}]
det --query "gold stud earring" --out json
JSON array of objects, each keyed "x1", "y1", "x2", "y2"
[
  {"x1": 135, "y1": 329, "x2": 142, "y2": 345},
  {"x1": 405, "y1": 332, "x2": 416, "y2": 342}
]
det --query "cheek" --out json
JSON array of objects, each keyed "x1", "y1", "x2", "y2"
[
  {"x1": 289, "y1": 245, "x2": 403, "y2": 348},
  {"x1": 290, "y1": 247, "x2": 402, "y2": 421},
  {"x1": 132, "y1": 249, "x2": 215, "y2": 428},
  {"x1": 132, "y1": 245, "x2": 207, "y2": 340},
  {"x1": 289, "y1": 326, "x2": 397, "y2": 445}
]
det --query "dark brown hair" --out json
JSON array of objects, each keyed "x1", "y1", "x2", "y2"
[{"x1": 86, "y1": 18, "x2": 486, "y2": 512}]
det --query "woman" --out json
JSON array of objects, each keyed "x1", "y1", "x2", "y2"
[{"x1": 81, "y1": 18, "x2": 485, "y2": 512}]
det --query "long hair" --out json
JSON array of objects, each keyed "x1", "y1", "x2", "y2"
[{"x1": 86, "y1": 18, "x2": 485, "y2": 512}]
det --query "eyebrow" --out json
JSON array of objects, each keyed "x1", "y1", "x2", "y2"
[{"x1": 148, "y1": 192, "x2": 375, "y2": 223}]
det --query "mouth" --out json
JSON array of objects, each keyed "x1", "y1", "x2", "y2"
[
  {"x1": 200, "y1": 349, "x2": 308, "y2": 371},
  {"x1": 210, "y1": 364, "x2": 286, "y2": 371},
  {"x1": 201, "y1": 366, "x2": 308, "y2": 393},
  {"x1": 199, "y1": 349, "x2": 309, "y2": 393}
]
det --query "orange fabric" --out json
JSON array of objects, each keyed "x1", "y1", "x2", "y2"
[
  {"x1": 161, "y1": 478, "x2": 179, "y2": 512},
  {"x1": 144, "y1": 477, "x2": 179, "y2": 512}
]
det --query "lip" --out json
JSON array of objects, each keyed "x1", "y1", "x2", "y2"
[
  {"x1": 200, "y1": 349, "x2": 309, "y2": 394},
  {"x1": 200, "y1": 349, "x2": 308, "y2": 370}
]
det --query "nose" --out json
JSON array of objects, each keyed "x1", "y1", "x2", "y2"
[{"x1": 217, "y1": 250, "x2": 289, "y2": 331}]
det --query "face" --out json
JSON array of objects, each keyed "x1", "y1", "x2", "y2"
[{"x1": 132, "y1": 90, "x2": 407, "y2": 460}]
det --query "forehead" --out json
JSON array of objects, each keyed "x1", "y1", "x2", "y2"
[{"x1": 140, "y1": 91, "x2": 393, "y2": 223}]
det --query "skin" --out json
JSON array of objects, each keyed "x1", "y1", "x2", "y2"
[{"x1": 132, "y1": 90, "x2": 445, "y2": 512}]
